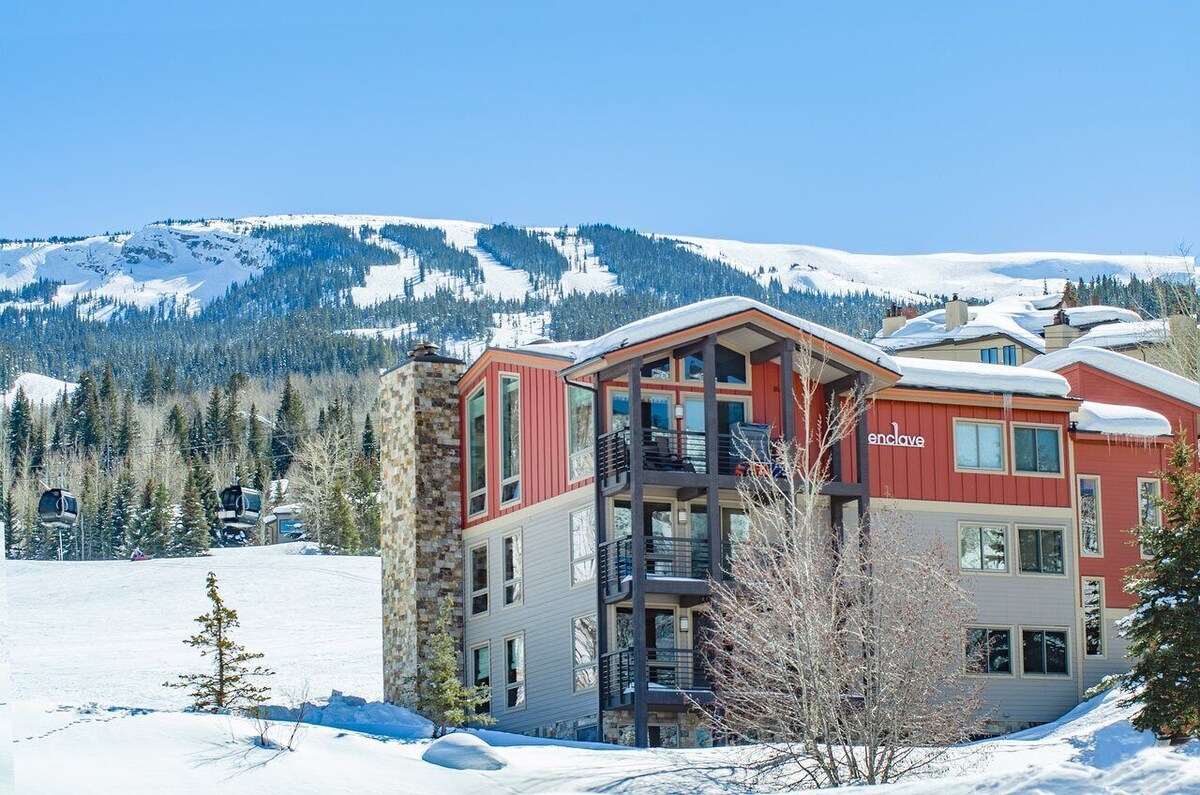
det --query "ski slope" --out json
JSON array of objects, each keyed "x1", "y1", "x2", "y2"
[{"x1": 7, "y1": 544, "x2": 1198, "y2": 794}]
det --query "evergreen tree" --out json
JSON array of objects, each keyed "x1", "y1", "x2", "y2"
[
  {"x1": 417, "y1": 598, "x2": 494, "y2": 736},
  {"x1": 165, "y1": 572, "x2": 273, "y2": 713},
  {"x1": 176, "y1": 469, "x2": 212, "y2": 557},
  {"x1": 1121, "y1": 440, "x2": 1200, "y2": 743},
  {"x1": 360, "y1": 413, "x2": 377, "y2": 460},
  {"x1": 204, "y1": 385, "x2": 225, "y2": 455},
  {"x1": 140, "y1": 362, "x2": 160, "y2": 405},
  {"x1": 271, "y1": 376, "x2": 306, "y2": 478}
]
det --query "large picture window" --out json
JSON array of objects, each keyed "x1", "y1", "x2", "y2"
[
  {"x1": 469, "y1": 542, "x2": 489, "y2": 616},
  {"x1": 1018, "y1": 527, "x2": 1065, "y2": 574},
  {"x1": 1077, "y1": 476, "x2": 1101, "y2": 556},
  {"x1": 965, "y1": 627, "x2": 1012, "y2": 674},
  {"x1": 682, "y1": 344, "x2": 747, "y2": 385},
  {"x1": 572, "y1": 613, "x2": 598, "y2": 692},
  {"x1": 569, "y1": 505, "x2": 596, "y2": 585},
  {"x1": 954, "y1": 420, "x2": 1005, "y2": 472},
  {"x1": 467, "y1": 387, "x2": 487, "y2": 515},
  {"x1": 505, "y1": 633, "x2": 526, "y2": 710},
  {"x1": 959, "y1": 524, "x2": 1007, "y2": 571},
  {"x1": 503, "y1": 530, "x2": 523, "y2": 606},
  {"x1": 567, "y1": 386, "x2": 594, "y2": 481},
  {"x1": 1013, "y1": 425, "x2": 1062, "y2": 474},
  {"x1": 1083, "y1": 578, "x2": 1104, "y2": 658},
  {"x1": 1022, "y1": 629, "x2": 1068, "y2": 676},
  {"x1": 500, "y1": 374, "x2": 521, "y2": 504}
]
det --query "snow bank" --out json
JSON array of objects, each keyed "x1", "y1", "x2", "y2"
[
  {"x1": 422, "y1": 733, "x2": 507, "y2": 771},
  {"x1": 1075, "y1": 401, "x2": 1172, "y2": 438},
  {"x1": 262, "y1": 691, "x2": 432, "y2": 739},
  {"x1": 1026, "y1": 346, "x2": 1200, "y2": 409},
  {"x1": 3, "y1": 372, "x2": 77, "y2": 407},
  {"x1": 896, "y1": 357, "x2": 1072, "y2": 397},
  {"x1": 1072, "y1": 318, "x2": 1170, "y2": 349}
]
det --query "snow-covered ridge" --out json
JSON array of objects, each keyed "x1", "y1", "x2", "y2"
[
  {"x1": 2, "y1": 372, "x2": 77, "y2": 408},
  {"x1": 3, "y1": 214, "x2": 1194, "y2": 322}
]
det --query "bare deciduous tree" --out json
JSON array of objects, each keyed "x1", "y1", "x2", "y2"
[{"x1": 702, "y1": 349, "x2": 981, "y2": 789}]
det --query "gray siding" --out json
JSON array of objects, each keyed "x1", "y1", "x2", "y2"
[
  {"x1": 462, "y1": 492, "x2": 598, "y2": 736},
  {"x1": 1081, "y1": 612, "x2": 1134, "y2": 691}
]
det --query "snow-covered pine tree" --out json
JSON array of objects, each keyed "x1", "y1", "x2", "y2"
[
  {"x1": 165, "y1": 571, "x2": 273, "y2": 713},
  {"x1": 417, "y1": 598, "x2": 494, "y2": 736},
  {"x1": 176, "y1": 469, "x2": 211, "y2": 557},
  {"x1": 1121, "y1": 440, "x2": 1200, "y2": 743}
]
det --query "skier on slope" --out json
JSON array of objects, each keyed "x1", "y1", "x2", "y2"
[{"x1": 130, "y1": 547, "x2": 149, "y2": 562}]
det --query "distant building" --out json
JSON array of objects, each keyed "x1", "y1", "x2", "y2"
[{"x1": 264, "y1": 504, "x2": 304, "y2": 544}]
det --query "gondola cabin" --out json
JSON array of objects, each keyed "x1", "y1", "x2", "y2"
[
  {"x1": 38, "y1": 489, "x2": 79, "y2": 528},
  {"x1": 218, "y1": 486, "x2": 262, "y2": 530}
]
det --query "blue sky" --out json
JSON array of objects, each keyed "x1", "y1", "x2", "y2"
[{"x1": 3, "y1": 2, "x2": 1196, "y2": 253}]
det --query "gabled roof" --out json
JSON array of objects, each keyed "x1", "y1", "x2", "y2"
[
  {"x1": 895, "y1": 357, "x2": 1072, "y2": 398},
  {"x1": 1070, "y1": 318, "x2": 1170, "y2": 350},
  {"x1": 1025, "y1": 346, "x2": 1200, "y2": 410},
  {"x1": 1074, "y1": 401, "x2": 1172, "y2": 438}
]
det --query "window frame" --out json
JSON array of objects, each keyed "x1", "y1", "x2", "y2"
[
  {"x1": 979, "y1": 347, "x2": 999, "y2": 364},
  {"x1": 681, "y1": 343, "x2": 751, "y2": 388},
  {"x1": 1011, "y1": 422, "x2": 1064, "y2": 478},
  {"x1": 1076, "y1": 475, "x2": 1103, "y2": 557},
  {"x1": 502, "y1": 529, "x2": 524, "y2": 607},
  {"x1": 566, "y1": 384, "x2": 595, "y2": 484},
  {"x1": 1002, "y1": 344, "x2": 1018, "y2": 366},
  {"x1": 958, "y1": 522, "x2": 1010, "y2": 574},
  {"x1": 571, "y1": 612, "x2": 599, "y2": 693},
  {"x1": 470, "y1": 641, "x2": 492, "y2": 715},
  {"x1": 504, "y1": 631, "x2": 526, "y2": 711},
  {"x1": 1082, "y1": 577, "x2": 1105, "y2": 659},
  {"x1": 468, "y1": 540, "x2": 490, "y2": 619},
  {"x1": 607, "y1": 388, "x2": 675, "y2": 433},
  {"x1": 640, "y1": 356, "x2": 673, "y2": 381},
  {"x1": 466, "y1": 384, "x2": 488, "y2": 518},
  {"x1": 1016, "y1": 525, "x2": 1067, "y2": 576},
  {"x1": 498, "y1": 372, "x2": 522, "y2": 507},
  {"x1": 569, "y1": 505, "x2": 596, "y2": 588},
  {"x1": 1019, "y1": 626, "x2": 1070, "y2": 677},
  {"x1": 952, "y1": 419, "x2": 1007, "y2": 474},
  {"x1": 1137, "y1": 477, "x2": 1162, "y2": 559},
  {"x1": 964, "y1": 625, "x2": 1015, "y2": 677}
]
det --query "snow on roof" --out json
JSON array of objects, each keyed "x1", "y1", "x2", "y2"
[
  {"x1": 1074, "y1": 401, "x2": 1172, "y2": 438},
  {"x1": 3, "y1": 372, "x2": 78, "y2": 407},
  {"x1": 510, "y1": 339, "x2": 585, "y2": 360},
  {"x1": 1025, "y1": 346, "x2": 1200, "y2": 409},
  {"x1": 567, "y1": 296, "x2": 900, "y2": 374},
  {"x1": 895, "y1": 357, "x2": 1072, "y2": 398},
  {"x1": 1070, "y1": 318, "x2": 1170, "y2": 349},
  {"x1": 875, "y1": 296, "x2": 1141, "y2": 353}
]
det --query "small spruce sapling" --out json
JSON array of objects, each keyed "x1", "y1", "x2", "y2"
[
  {"x1": 166, "y1": 571, "x2": 274, "y2": 714},
  {"x1": 418, "y1": 598, "x2": 495, "y2": 737}
]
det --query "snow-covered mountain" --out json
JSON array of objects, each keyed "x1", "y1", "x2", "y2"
[
  {"x1": 4, "y1": 214, "x2": 1193, "y2": 318},
  {"x1": 2, "y1": 372, "x2": 77, "y2": 408}
]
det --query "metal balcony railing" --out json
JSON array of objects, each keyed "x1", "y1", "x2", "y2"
[
  {"x1": 597, "y1": 427, "x2": 790, "y2": 485},
  {"x1": 600, "y1": 648, "x2": 713, "y2": 708}
]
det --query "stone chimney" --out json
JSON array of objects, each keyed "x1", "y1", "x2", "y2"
[
  {"x1": 880, "y1": 302, "x2": 906, "y2": 336},
  {"x1": 1044, "y1": 308, "x2": 1082, "y2": 353},
  {"x1": 945, "y1": 294, "x2": 969, "y2": 332},
  {"x1": 380, "y1": 342, "x2": 467, "y2": 707}
]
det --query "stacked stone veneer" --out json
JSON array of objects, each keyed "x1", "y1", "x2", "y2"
[{"x1": 380, "y1": 355, "x2": 466, "y2": 707}]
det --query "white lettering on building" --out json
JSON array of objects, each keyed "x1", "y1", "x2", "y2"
[{"x1": 868, "y1": 421, "x2": 925, "y2": 448}]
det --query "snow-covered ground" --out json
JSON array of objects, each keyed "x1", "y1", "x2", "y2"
[
  {"x1": 2, "y1": 373, "x2": 77, "y2": 408},
  {"x1": 8, "y1": 544, "x2": 1198, "y2": 793}
]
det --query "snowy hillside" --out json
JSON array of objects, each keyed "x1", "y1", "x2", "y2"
[
  {"x1": 2, "y1": 373, "x2": 77, "y2": 408},
  {"x1": 4, "y1": 214, "x2": 1193, "y2": 320},
  {"x1": 8, "y1": 545, "x2": 1198, "y2": 794}
]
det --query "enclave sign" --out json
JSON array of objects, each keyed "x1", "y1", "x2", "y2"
[{"x1": 869, "y1": 421, "x2": 925, "y2": 448}]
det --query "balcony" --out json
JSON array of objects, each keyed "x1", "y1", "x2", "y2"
[
  {"x1": 600, "y1": 648, "x2": 713, "y2": 710},
  {"x1": 597, "y1": 427, "x2": 788, "y2": 493},
  {"x1": 600, "y1": 536, "x2": 734, "y2": 600}
]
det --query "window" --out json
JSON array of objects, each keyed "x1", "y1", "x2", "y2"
[
  {"x1": 980, "y1": 347, "x2": 999, "y2": 364},
  {"x1": 610, "y1": 393, "x2": 670, "y2": 432},
  {"x1": 1083, "y1": 578, "x2": 1104, "y2": 658},
  {"x1": 1077, "y1": 476, "x2": 1101, "y2": 556},
  {"x1": 469, "y1": 542, "x2": 489, "y2": 616},
  {"x1": 683, "y1": 344, "x2": 747, "y2": 385},
  {"x1": 500, "y1": 375, "x2": 521, "y2": 504},
  {"x1": 569, "y1": 505, "x2": 596, "y2": 585},
  {"x1": 1022, "y1": 629, "x2": 1068, "y2": 675},
  {"x1": 471, "y1": 643, "x2": 492, "y2": 714},
  {"x1": 1002, "y1": 345, "x2": 1018, "y2": 366},
  {"x1": 567, "y1": 386, "x2": 594, "y2": 481},
  {"x1": 1138, "y1": 478, "x2": 1161, "y2": 557},
  {"x1": 1013, "y1": 425, "x2": 1062, "y2": 474},
  {"x1": 503, "y1": 531, "x2": 523, "y2": 606},
  {"x1": 965, "y1": 627, "x2": 1012, "y2": 674},
  {"x1": 954, "y1": 420, "x2": 1005, "y2": 472},
  {"x1": 641, "y1": 357, "x2": 671, "y2": 380},
  {"x1": 960, "y1": 524, "x2": 1007, "y2": 571},
  {"x1": 504, "y1": 633, "x2": 526, "y2": 709},
  {"x1": 1018, "y1": 527, "x2": 1065, "y2": 574},
  {"x1": 572, "y1": 613, "x2": 598, "y2": 692},
  {"x1": 467, "y1": 387, "x2": 487, "y2": 515}
]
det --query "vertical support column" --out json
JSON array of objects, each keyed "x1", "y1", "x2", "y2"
[
  {"x1": 855, "y1": 371, "x2": 871, "y2": 536},
  {"x1": 703, "y1": 335, "x2": 721, "y2": 581},
  {"x1": 779, "y1": 342, "x2": 795, "y2": 445},
  {"x1": 593, "y1": 375, "x2": 608, "y2": 729},
  {"x1": 627, "y1": 358, "x2": 649, "y2": 748}
]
